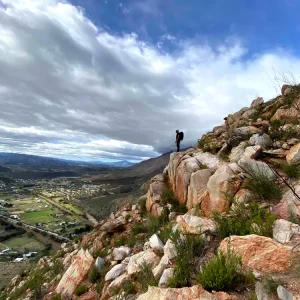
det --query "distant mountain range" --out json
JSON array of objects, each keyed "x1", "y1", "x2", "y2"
[{"x1": 0, "y1": 153, "x2": 135, "y2": 169}]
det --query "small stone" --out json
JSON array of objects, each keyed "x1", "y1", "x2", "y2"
[
  {"x1": 158, "y1": 268, "x2": 174, "y2": 288},
  {"x1": 95, "y1": 257, "x2": 105, "y2": 272},
  {"x1": 282, "y1": 143, "x2": 290, "y2": 150},
  {"x1": 149, "y1": 234, "x2": 164, "y2": 252}
]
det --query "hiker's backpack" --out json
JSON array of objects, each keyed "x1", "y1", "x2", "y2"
[{"x1": 179, "y1": 131, "x2": 184, "y2": 141}]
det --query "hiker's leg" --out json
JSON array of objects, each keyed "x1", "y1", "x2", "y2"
[{"x1": 177, "y1": 142, "x2": 180, "y2": 152}]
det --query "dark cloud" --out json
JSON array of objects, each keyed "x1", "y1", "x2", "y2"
[{"x1": 1, "y1": 0, "x2": 300, "y2": 161}]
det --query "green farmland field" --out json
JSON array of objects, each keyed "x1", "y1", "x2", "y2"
[{"x1": 21, "y1": 209, "x2": 56, "y2": 225}]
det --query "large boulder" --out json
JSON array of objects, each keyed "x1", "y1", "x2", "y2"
[
  {"x1": 234, "y1": 126, "x2": 261, "y2": 137},
  {"x1": 271, "y1": 98, "x2": 300, "y2": 122},
  {"x1": 127, "y1": 250, "x2": 160, "y2": 276},
  {"x1": 176, "y1": 214, "x2": 216, "y2": 234},
  {"x1": 202, "y1": 164, "x2": 241, "y2": 216},
  {"x1": 112, "y1": 247, "x2": 131, "y2": 261},
  {"x1": 272, "y1": 184, "x2": 300, "y2": 219},
  {"x1": 158, "y1": 268, "x2": 174, "y2": 288},
  {"x1": 243, "y1": 145, "x2": 262, "y2": 159},
  {"x1": 219, "y1": 235, "x2": 293, "y2": 273},
  {"x1": 137, "y1": 285, "x2": 237, "y2": 300},
  {"x1": 286, "y1": 143, "x2": 300, "y2": 165},
  {"x1": 273, "y1": 219, "x2": 300, "y2": 245},
  {"x1": 229, "y1": 142, "x2": 248, "y2": 162},
  {"x1": 251, "y1": 97, "x2": 264, "y2": 108},
  {"x1": 163, "y1": 239, "x2": 177, "y2": 261},
  {"x1": 105, "y1": 264, "x2": 127, "y2": 281},
  {"x1": 56, "y1": 249, "x2": 94, "y2": 299},
  {"x1": 186, "y1": 169, "x2": 212, "y2": 209},
  {"x1": 238, "y1": 157, "x2": 275, "y2": 180},
  {"x1": 153, "y1": 254, "x2": 169, "y2": 280},
  {"x1": 146, "y1": 175, "x2": 166, "y2": 216},
  {"x1": 107, "y1": 273, "x2": 131, "y2": 295},
  {"x1": 249, "y1": 134, "x2": 272, "y2": 149},
  {"x1": 149, "y1": 234, "x2": 164, "y2": 252},
  {"x1": 99, "y1": 216, "x2": 126, "y2": 233}
]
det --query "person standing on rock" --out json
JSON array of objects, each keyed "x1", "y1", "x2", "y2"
[{"x1": 175, "y1": 130, "x2": 184, "y2": 152}]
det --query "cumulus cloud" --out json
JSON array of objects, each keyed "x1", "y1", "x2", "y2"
[{"x1": 1, "y1": 0, "x2": 300, "y2": 161}]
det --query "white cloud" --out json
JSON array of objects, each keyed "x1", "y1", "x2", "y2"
[{"x1": 1, "y1": 0, "x2": 300, "y2": 161}]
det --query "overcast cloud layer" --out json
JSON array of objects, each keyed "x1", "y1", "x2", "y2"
[{"x1": 1, "y1": 0, "x2": 300, "y2": 161}]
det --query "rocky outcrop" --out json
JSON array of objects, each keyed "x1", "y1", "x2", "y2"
[
  {"x1": 272, "y1": 184, "x2": 300, "y2": 219},
  {"x1": 56, "y1": 249, "x2": 94, "y2": 299},
  {"x1": 249, "y1": 133, "x2": 272, "y2": 149},
  {"x1": 105, "y1": 264, "x2": 127, "y2": 281},
  {"x1": 176, "y1": 214, "x2": 216, "y2": 234},
  {"x1": 203, "y1": 164, "x2": 241, "y2": 216},
  {"x1": 286, "y1": 143, "x2": 300, "y2": 165},
  {"x1": 219, "y1": 235, "x2": 293, "y2": 273},
  {"x1": 112, "y1": 246, "x2": 131, "y2": 261},
  {"x1": 99, "y1": 216, "x2": 126, "y2": 233},
  {"x1": 127, "y1": 249, "x2": 160, "y2": 276},
  {"x1": 186, "y1": 169, "x2": 212, "y2": 209},
  {"x1": 273, "y1": 219, "x2": 300, "y2": 245},
  {"x1": 137, "y1": 285, "x2": 237, "y2": 300},
  {"x1": 146, "y1": 174, "x2": 166, "y2": 217}
]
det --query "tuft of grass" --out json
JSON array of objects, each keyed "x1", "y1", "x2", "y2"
[
  {"x1": 125, "y1": 214, "x2": 131, "y2": 221},
  {"x1": 213, "y1": 201, "x2": 276, "y2": 238},
  {"x1": 161, "y1": 188, "x2": 187, "y2": 214},
  {"x1": 198, "y1": 246, "x2": 255, "y2": 291},
  {"x1": 88, "y1": 265, "x2": 100, "y2": 283},
  {"x1": 262, "y1": 276, "x2": 284, "y2": 295},
  {"x1": 168, "y1": 231, "x2": 205, "y2": 288},
  {"x1": 158, "y1": 223, "x2": 173, "y2": 244},
  {"x1": 138, "y1": 197, "x2": 147, "y2": 217},
  {"x1": 51, "y1": 295, "x2": 62, "y2": 300},
  {"x1": 137, "y1": 262, "x2": 158, "y2": 292},
  {"x1": 74, "y1": 285, "x2": 88, "y2": 296},
  {"x1": 278, "y1": 161, "x2": 300, "y2": 179},
  {"x1": 242, "y1": 165, "x2": 282, "y2": 202}
]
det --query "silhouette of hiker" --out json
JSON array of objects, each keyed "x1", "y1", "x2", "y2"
[{"x1": 175, "y1": 130, "x2": 184, "y2": 152}]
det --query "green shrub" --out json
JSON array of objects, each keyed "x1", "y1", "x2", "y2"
[
  {"x1": 158, "y1": 223, "x2": 173, "y2": 244},
  {"x1": 262, "y1": 276, "x2": 284, "y2": 295},
  {"x1": 242, "y1": 165, "x2": 282, "y2": 202},
  {"x1": 74, "y1": 285, "x2": 88, "y2": 296},
  {"x1": 131, "y1": 223, "x2": 147, "y2": 235},
  {"x1": 145, "y1": 213, "x2": 165, "y2": 236},
  {"x1": 138, "y1": 197, "x2": 147, "y2": 217},
  {"x1": 168, "y1": 231, "x2": 205, "y2": 288},
  {"x1": 213, "y1": 201, "x2": 276, "y2": 238},
  {"x1": 161, "y1": 188, "x2": 187, "y2": 214},
  {"x1": 88, "y1": 265, "x2": 100, "y2": 283},
  {"x1": 52, "y1": 260, "x2": 64, "y2": 275},
  {"x1": 122, "y1": 280, "x2": 136, "y2": 295},
  {"x1": 198, "y1": 246, "x2": 254, "y2": 291},
  {"x1": 137, "y1": 262, "x2": 158, "y2": 292},
  {"x1": 114, "y1": 234, "x2": 127, "y2": 247},
  {"x1": 51, "y1": 295, "x2": 62, "y2": 300},
  {"x1": 278, "y1": 162, "x2": 300, "y2": 179},
  {"x1": 125, "y1": 214, "x2": 131, "y2": 221}
]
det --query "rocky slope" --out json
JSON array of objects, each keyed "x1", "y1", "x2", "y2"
[{"x1": 2, "y1": 84, "x2": 300, "y2": 300}]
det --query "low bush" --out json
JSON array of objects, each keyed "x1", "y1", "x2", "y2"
[
  {"x1": 125, "y1": 214, "x2": 131, "y2": 221},
  {"x1": 114, "y1": 234, "x2": 127, "y2": 247},
  {"x1": 242, "y1": 165, "x2": 282, "y2": 202},
  {"x1": 88, "y1": 265, "x2": 100, "y2": 283},
  {"x1": 51, "y1": 295, "x2": 62, "y2": 300},
  {"x1": 168, "y1": 231, "x2": 205, "y2": 288},
  {"x1": 198, "y1": 246, "x2": 254, "y2": 291},
  {"x1": 161, "y1": 188, "x2": 187, "y2": 214},
  {"x1": 131, "y1": 223, "x2": 147, "y2": 235},
  {"x1": 158, "y1": 223, "x2": 173, "y2": 244},
  {"x1": 213, "y1": 201, "x2": 276, "y2": 238},
  {"x1": 137, "y1": 262, "x2": 158, "y2": 292},
  {"x1": 262, "y1": 276, "x2": 284, "y2": 295},
  {"x1": 52, "y1": 260, "x2": 64, "y2": 276},
  {"x1": 278, "y1": 161, "x2": 300, "y2": 179},
  {"x1": 138, "y1": 197, "x2": 147, "y2": 217},
  {"x1": 74, "y1": 285, "x2": 88, "y2": 296}
]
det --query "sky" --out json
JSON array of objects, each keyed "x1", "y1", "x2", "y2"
[{"x1": 1, "y1": 0, "x2": 300, "y2": 162}]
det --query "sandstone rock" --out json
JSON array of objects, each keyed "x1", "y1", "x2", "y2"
[
  {"x1": 193, "y1": 151, "x2": 221, "y2": 171},
  {"x1": 255, "y1": 282, "x2": 269, "y2": 300},
  {"x1": 99, "y1": 216, "x2": 126, "y2": 233},
  {"x1": 112, "y1": 247, "x2": 131, "y2": 261},
  {"x1": 286, "y1": 143, "x2": 300, "y2": 165},
  {"x1": 219, "y1": 235, "x2": 292, "y2": 272},
  {"x1": 153, "y1": 254, "x2": 169, "y2": 280},
  {"x1": 149, "y1": 234, "x2": 164, "y2": 252},
  {"x1": 107, "y1": 273, "x2": 130, "y2": 295},
  {"x1": 127, "y1": 250, "x2": 160, "y2": 276},
  {"x1": 186, "y1": 169, "x2": 212, "y2": 209},
  {"x1": 95, "y1": 257, "x2": 105, "y2": 272},
  {"x1": 79, "y1": 291, "x2": 98, "y2": 300},
  {"x1": 242, "y1": 109, "x2": 257, "y2": 119},
  {"x1": 229, "y1": 142, "x2": 248, "y2": 162},
  {"x1": 176, "y1": 214, "x2": 216, "y2": 234},
  {"x1": 273, "y1": 219, "x2": 300, "y2": 245},
  {"x1": 277, "y1": 285, "x2": 300, "y2": 300},
  {"x1": 287, "y1": 138, "x2": 299, "y2": 146},
  {"x1": 282, "y1": 143, "x2": 290, "y2": 150},
  {"x1": 163, "y1": 239, "x2": 177, "y2": 261},
  {"x1": 251, "y1": 97, "x2": 264, "y2": 108},
  {"x1": 271, "y1": 98, "x2": 300, "y2": 122},
  {"x1": 243, "y1": 145, "x2": 262, "y2": 159},
  {"x1": 56, "y1": 249, "x2": 94, "y2": 299},
  {"x1": 282, "y1": 85, "x2": 292, "y2": 96},
  {"x1": 234, "y1": 126, "x2": 261, "y2": 137},
  {"x1": 249, "y1": 133, "x2": 272, "y2": 149},
  {"x1": 262, "y1": 149, "x2": 288, "y2": 158},
  {"x1": 203, "y1": 164, "x2": 241, "y2": 216},
  {"x1": 272, "y1": 184, "x2": 300, "y2": 219},
  {"x1": 169, "y1": 212, "x2": 177, "y2": 221},
  {"x1": 238, "y1": 157, "x2": 275, "y2": 180},
  {"x1": 146, "y1": 175, "x2": 167, "y2": 216},
  {"x1": 105, "y1": 264, "x2": 127, "y2": 281},
  {"x1": 158, "y1": 268, "x2": 174, "y2": 288},
  {"x1": 137, "y1": 285, "x2": 237, "y2": 300}
]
